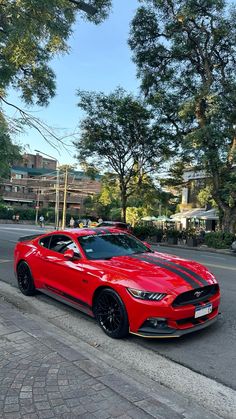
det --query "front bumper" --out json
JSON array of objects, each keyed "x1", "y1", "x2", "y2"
[
  {"x1": 123, "y1": 287, "x2": 220, "y2": 338},
  {"x1": 130, "y1": 314, "x2": 219, "y2": 338}
]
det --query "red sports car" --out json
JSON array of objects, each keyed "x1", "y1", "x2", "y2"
[{"x1": 14, "y1": 228, "x2": 220, "y2": 339}]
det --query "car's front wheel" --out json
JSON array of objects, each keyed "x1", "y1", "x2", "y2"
[
  {"x1": 94, "y1": 288, "x2": 129, "y2": 339},
  {"x1": 17, "y1": 261, "x2": 36, "y2": 296}
]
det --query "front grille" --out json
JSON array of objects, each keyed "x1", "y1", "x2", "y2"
[
  {"x1": 176, "y1": 307, "x2": 218, "y2": 326},
  {"x1": 172, "y1": 284, "x2": 219, "y2": 307}
]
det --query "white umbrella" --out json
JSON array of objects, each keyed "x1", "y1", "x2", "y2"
[
  {"x1": 157, "y1": 215, "x2": 175, "y2": 222},
  {"x1": 141, "y1": 216, "x2": 158, "y2": 221}
]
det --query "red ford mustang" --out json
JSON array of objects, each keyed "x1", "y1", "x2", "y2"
[{"x1": 14, "y1": 228, "x2": 220, "y2": 339}]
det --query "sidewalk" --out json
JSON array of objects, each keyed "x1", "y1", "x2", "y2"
[
  {"x1": 0, "y1": 293, "x2": 220, "y2": 419},
  {"x1": 152, "y1": 242, "x2": 236, "y2": 257}
]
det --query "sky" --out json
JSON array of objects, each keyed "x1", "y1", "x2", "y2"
[{"x1": 7, "y1": 0, "x2": 140, "y2": 166}]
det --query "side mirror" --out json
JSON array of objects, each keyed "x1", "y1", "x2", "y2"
[{"x1": 63, "y1": 249, "x2": 75, "y2": 260}]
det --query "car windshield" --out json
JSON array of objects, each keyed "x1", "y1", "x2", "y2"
[{"x1": 77, "y1": 233, "x2": 150, "y2": 260}]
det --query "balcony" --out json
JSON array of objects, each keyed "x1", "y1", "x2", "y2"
[{"x1": 2, "y1": 191, "x2": 36, "y2": 203}]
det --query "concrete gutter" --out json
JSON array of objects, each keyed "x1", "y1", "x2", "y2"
[{"x1": 149, "y1": 242, "x2": 236, "y2": 257}]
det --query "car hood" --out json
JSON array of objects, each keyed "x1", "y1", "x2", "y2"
[{"x1": 91, "y1": 251, "x2": 217, "y2": 294}]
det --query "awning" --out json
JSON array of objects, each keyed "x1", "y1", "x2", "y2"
[
  {"x1": 3, "y1": 197, "x2": 33, "y2": 203},
  {"x1": 171, "y1": 208, "x2": 219, "y2": 221}
]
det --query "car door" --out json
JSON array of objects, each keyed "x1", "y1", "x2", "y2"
[{"x1": 37, "y1": 234, "x2": 90, "y2": 311}]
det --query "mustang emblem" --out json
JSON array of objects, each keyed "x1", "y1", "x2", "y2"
[{"x1": 194, "y1": 290, "x2": 204, "y2": 298}]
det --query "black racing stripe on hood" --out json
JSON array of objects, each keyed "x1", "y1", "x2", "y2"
[
  {"x1": 143, "y1": 255, "x2": 209, "y2": 286},
  {"x1": 131, "y1": 255, "x2": 200, "y2": 289}
]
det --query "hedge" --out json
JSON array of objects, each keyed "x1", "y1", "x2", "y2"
[
  {"x1": 133, "y1": 224, "x2": 163, "y2": 242},
  {"x1": 204, "y1": 231, "x2": 235, "y2": 249}
]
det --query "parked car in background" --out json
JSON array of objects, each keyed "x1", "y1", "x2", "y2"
[
  {"x1": 97, "y1": 221, "x2": 132, "y2": 233},
  {"x1": 231, "y1": 240, "x2": 236, "y2": 252}
]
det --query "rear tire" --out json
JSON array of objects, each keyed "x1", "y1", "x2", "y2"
[
  {"x1": 17, "y1": 261, "x2": 36, "y2": 296},
  {"x1": 94, "y1": 288, "x2": 129, "y2": 339}
]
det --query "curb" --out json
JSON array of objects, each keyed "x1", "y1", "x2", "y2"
[{"x1": 149, "y1": 242, "x2": 236, "y2": 257}]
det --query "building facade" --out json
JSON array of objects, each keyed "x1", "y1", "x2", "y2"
[
  {"x1": 0, "y1": 153, "x2": 101, "y2": 216},
  {"x1": 171, "y1": 168, "x2": 218, "y2": 230}
]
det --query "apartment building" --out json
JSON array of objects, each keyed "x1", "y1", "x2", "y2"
[{"x1": 0, "y1": 153, "x2": 101, "y2": 215}]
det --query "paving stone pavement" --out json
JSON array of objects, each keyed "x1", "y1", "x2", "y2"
[{"x1": 0, "y1": 296, "x2": 220, "y2": 419}]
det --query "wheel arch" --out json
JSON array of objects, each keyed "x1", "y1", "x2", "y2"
[
  {"x1": 92, "y1": 285, "x2": 115, "y2": 311},
  {"x1": 17, "y1": 259, "x2": 28, "y2": 270}
]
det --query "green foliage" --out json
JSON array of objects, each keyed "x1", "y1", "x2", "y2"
[
  {"x1": 75, "y1": 88, "x2": 170, "y2": 221},
  {"x1": 126, "y1": 207, "x2": 145, "y2": 227},
  {"x1": 133, "y1": 223, "x2": 163, "y2": 242},
  {"x1": 204, "y1": 232, "x2": 234, "y2": 249},
  {"x1": 197, "y1": 186, "x2": 217, "y2": 208},
  {"x1": 0, "y1": 0, "x2": 112, "y2": 105},
  {"x1": 166, "y1": 229, "x2": 180, "y2": 239},
  {"x1": 0, "y1": 204, "x2": 56, "y2": 221},
  {"x1": 129, "y1": 0, "x2": 236, "y2": 232},
  {"x1": 0, "y1": 114, "x2": 22, "y2": 177},
  {"x1": 110, "y1": 208, "x2": 122, "y2": 221}
]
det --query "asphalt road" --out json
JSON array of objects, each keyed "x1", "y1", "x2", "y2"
[{"x1": 0, "y1": 224, "x2": 235, "y2": 391}]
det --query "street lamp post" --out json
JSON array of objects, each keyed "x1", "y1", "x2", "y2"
[{"x1": 34, "y1": 150, "x2": 60, "y2": 229}]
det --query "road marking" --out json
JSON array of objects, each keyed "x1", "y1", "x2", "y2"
[
  {"x1": 204, "y1": 262, "x2": 236, "y2": 271},
  {"x1": 0, "y1": 259, "x2": 13, "y2": 263},
  {"x1": 0, "y1": 227, "x2": 43, "y2": 232}
]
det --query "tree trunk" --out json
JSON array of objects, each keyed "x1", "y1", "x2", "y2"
[
  {"x1": 120, "y1": 183, "x2": 127, "y2": 222},
  {"x1": 222, "y1": 208, "x2": 236, "y2": 233},
  {"x1": 121, "y1": 193, "x2": 127, "y2": 222}
]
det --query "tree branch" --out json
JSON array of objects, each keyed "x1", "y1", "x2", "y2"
[
  {"x1": 67, "y1": 0, "x2": 97, "y2": 16},
  {"x1": 0, "y1": 95, "x2": 75, "y2": 153}
]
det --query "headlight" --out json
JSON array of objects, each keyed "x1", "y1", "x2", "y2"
[{"x1": 127, "y1": 288, "x2": 166, "y2": 301}]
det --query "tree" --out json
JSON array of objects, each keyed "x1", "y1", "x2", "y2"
[
  {"x1": 129, "y1": 0, "x2": 236, "y2": 232},
  {"x1": 0, "y1": 114, "x2": 21, "y2": 177},
  {"x1": 0, "y1": 0, "x2": 112, "y2": 106},
  {"x1": 0, "y1": 0, "x2": 111, "y2": 172},
  {"x1": 74, "y1": 88, "x2": 169, "y2": 221}
]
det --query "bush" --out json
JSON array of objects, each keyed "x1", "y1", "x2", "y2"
[
  {"x1": 0, "y1": 205, "x2": 55, "y2": 222},
  {"x1": 133, "y1": 224, "x2": 163, "y2": 242},
  {"x1": 166, "y1": 229, "x2": 180, "y2": 239},
  {"x1": 204, "y1": 232, "x2": 235, "y2": 249},
  {"x1": 0, "y1": 205, "x2": 14, "y2": 219}
]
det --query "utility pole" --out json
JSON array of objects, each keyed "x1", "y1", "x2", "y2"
[
  {"x1": 35, "y1": 189, "x2": 40, "y2": 225},
  {"x1": 62, "y1": 165, "x2": 69, "y2": 230},
  {"x1": 34, "y1": 149, "x2": 59, "y2": 229},
  {"x1": 55, "y1": 164, "x2": 60, "y2": 229}
]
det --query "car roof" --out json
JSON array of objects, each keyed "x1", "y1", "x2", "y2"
[{"x1": 42, "y1": 227, "x2": 126, "y2": 239}]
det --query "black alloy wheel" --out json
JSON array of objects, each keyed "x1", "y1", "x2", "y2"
[
  {"x1": 94, "y1": 288, "x2": 129, "y2": 339},
  {"x1": 17, "y1": 262, "x2": 36, "y2": 296}
]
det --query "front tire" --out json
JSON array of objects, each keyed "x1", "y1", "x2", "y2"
[
  {"x1": 17, "y1": 261, "x2": 36, "y2": 296},
  {"x1": 94, "y1": 288, "x2": 129, "y2": 339}
]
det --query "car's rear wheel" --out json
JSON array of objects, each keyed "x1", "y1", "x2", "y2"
[
  {"x1": 94, "y1": 288, "x2": 129, "y2": 339},
  {"x1": 17, "y1": 261, "x2": 36, "y2": 296}
]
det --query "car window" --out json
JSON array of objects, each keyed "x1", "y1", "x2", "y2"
[
  {"x1": 39, "y1": 235, "x2": 52, "y2": 248},
  {"x1": 77, "y1": 233, "x2": 150, "y2": 260},
  {"x1": 49, "y1": 234, "x2": 81, "y2": 257}
]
